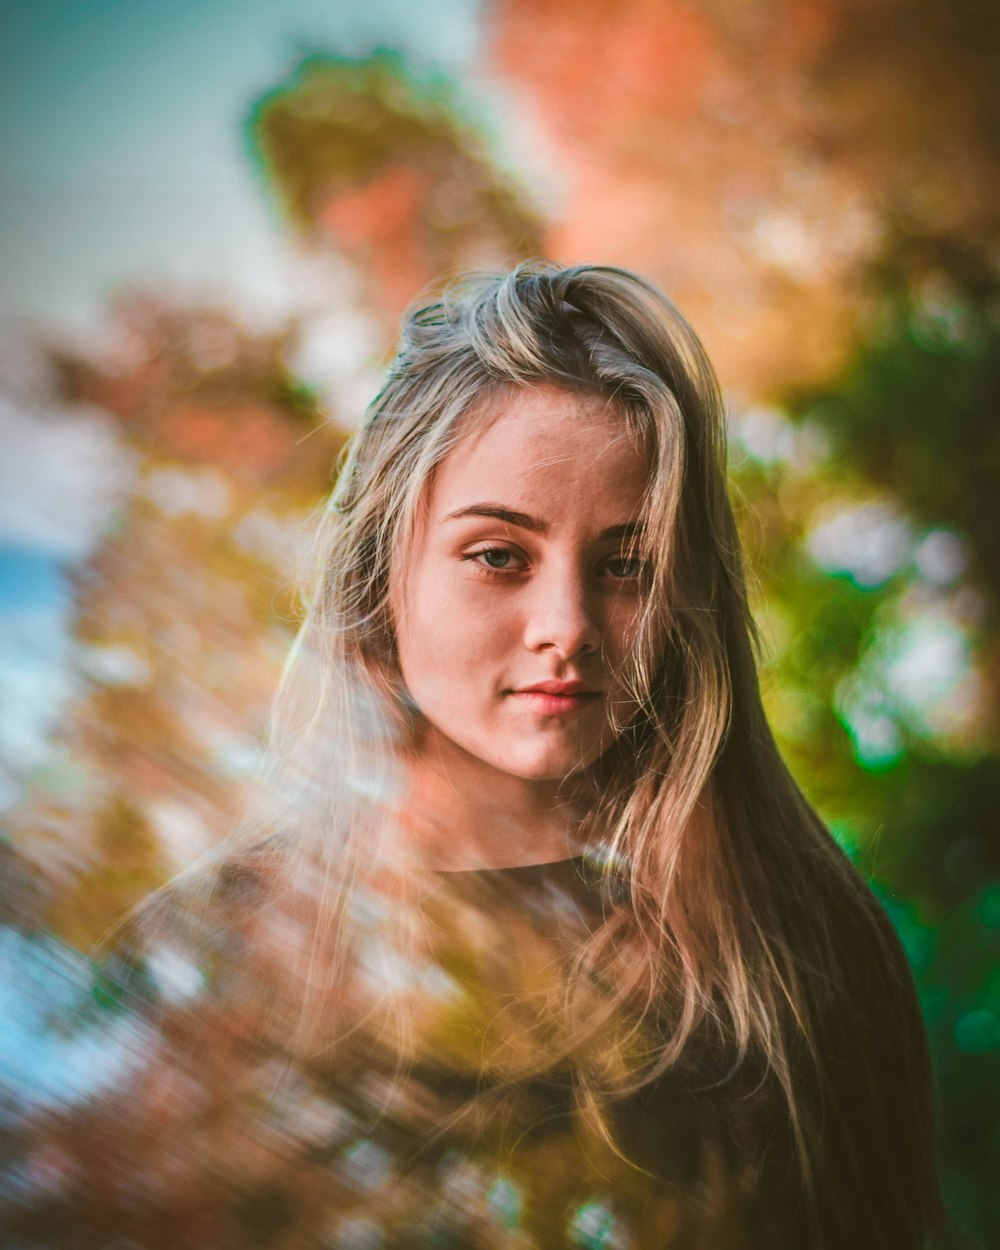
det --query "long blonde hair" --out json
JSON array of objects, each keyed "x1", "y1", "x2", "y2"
[{"x1": 185, "y1": 261, "x2": 943, "y2": 1245}]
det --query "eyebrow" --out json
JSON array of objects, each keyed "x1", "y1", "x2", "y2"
[{"x1": 441, "y1": 503, "x2": 644, "y2": 543}]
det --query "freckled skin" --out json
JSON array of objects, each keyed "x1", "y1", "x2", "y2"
[{"x1": 391, "y1": 385, "x2": 655, "y2": 791}]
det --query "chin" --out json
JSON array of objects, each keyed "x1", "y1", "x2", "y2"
[{"x1": 502, "y1": 747, "x2": 600, "y2": 783}]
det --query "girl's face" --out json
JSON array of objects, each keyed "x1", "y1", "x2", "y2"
[{"x1": 390, "y1": 384, "x2": 656, "y2": 786}]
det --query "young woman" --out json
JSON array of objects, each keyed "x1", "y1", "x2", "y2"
[{"x1": 21, "y1": 262, "x2": 947, "y2": 1249}]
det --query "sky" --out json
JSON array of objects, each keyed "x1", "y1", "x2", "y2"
[{"x1": 0, "y1": 0, "x2": 482, "y2": 809}]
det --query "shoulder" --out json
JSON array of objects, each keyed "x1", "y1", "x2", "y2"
[{"x1": 95, "y1": 836, "x2": 298, "y2": 1022}]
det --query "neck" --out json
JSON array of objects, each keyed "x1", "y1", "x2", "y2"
[{"x1": 393, "y1": 728, "x2": 585, "y2": 872}]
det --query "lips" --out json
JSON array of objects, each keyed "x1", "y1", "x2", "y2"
[
  {"x1": 509, "y1": 679, "x2": 601, "y2": 716},
  {"x1": 515, "y1": 680, "x2": 599, "y2": 696}
]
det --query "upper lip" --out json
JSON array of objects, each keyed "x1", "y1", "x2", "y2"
[{"x1": 514, "y1": 680, "x2": 599, "y2": 695}]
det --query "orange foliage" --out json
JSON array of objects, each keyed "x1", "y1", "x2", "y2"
[
  {"x1": 321, "y1": 165, "x2": 434, "y2": 315},
  {"x1": 490, "y1": 0, "x2": 854, "y2": 393},
  {"x1": 165, "y1": 402, "x2": 299, "y2": 480}
]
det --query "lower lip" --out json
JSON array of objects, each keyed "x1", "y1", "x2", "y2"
[{"x1": 510, "y1": 691, "x2": 600, "y2": 715}]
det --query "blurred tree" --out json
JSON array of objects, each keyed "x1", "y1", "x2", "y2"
[
  {"x1": 772, "y1": 244, "x2": 1000, "y2": 1237},
  {"x1": 250, "y1": 48, "x2": 545, "y2": 326},
  {"x1": 6, "y1": 296, "x2": 345, "y2": 950},
  {"x1": 490, "y1": 0, "x2": 1000, "y2": 396}
]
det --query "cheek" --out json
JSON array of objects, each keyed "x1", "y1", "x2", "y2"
[
  {"x1": 603, "y1": 596, "x2": 644, "y2": 663},
  {"x1": 599, "y1": 600, "x2": 658, "y2": 716},
  {"x1": 395, "y1": 578, "x2": 511, "y2": 703}
]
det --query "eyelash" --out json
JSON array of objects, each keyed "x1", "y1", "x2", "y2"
[{"x1": 461, "y1": 547, "x2": 647, "y2": 582}]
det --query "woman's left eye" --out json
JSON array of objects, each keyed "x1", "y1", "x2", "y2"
[{"x1": 604, "y1": 555, "x2": 646, "y2": 580}]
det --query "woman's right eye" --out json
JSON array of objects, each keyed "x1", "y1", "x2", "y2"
[{"x1": 462, "y1": 547, "x2": 523, "y2": 573}]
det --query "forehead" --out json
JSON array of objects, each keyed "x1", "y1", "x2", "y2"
[{"x1": 425, "y1": 384, "x2": 651, "y2": 520}]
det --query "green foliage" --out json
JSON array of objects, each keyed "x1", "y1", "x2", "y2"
[
  {"x1": 742, "y1": 246, "x2": 1000, "y2": 1242},
  {"x1": 787, "y1": 252, "x2": 1000, "y2": 601}
]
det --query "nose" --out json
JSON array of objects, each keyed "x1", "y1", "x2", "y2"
[{"x1": 522, "y1": 559, "x2": 601, "y2": 660}]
